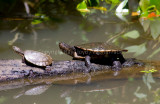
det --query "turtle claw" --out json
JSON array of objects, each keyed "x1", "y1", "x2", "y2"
[
  {"x1": 46, "y1": 66, "x2": 51, "y2": 70},
  {"x1": 84, "y1": 56, "x2": 91, "y2": 73},
  {"x1": 22, "y1": 57, "x2": 25, "y2": 63},
  {"x1": 112, "y1": 61, "x2": 122, "y2": 71},
  {"x1": 45, "y1": 66, "x2": 51, "y2": 73}
]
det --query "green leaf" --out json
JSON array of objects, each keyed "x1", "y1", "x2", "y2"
[
  {"x1": 108, "y1": 4, "x2": 117, "y2": 11},
  {"x1": 123, "y1": 30, "x2": 140, "y2": 39},
  {"x1": 111, "y1": 0, "x2": 120, "y2": 4},
  {"x1": 150, "y1": 0, "x2": 160, "y2": 11},
  {"x1": 92, "y1": 7, "x2": 107, "y2": 11},
  {"x1": 31, "y1": 19, "x2": 42, "y2": 25},
  {"x1": 139, "y1": 0, "x2": 150, "y2": 12},
  {"x1": 125, "y1": 43, "x2": 146, "y2": 56},
  {"x1": 77, "y1": 1, "x2": 90, "y2": 13},
  {"x1": 77, "y1": 1, "x2": 87, "y2": 9},
  {"x1": 105, "y1": 0, "x2": 120, "y2": 4}
]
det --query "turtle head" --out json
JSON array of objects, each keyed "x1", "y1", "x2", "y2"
[
  {"x1": 12, "y1": 46, "x2": 24, "y2": 56},
  {"x1": 59, "y1": 42, "x2": 75, "y2": 57}
]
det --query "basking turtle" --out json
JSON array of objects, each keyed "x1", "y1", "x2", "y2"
[
  {"x1": 59, "y1": 42, "x2": 128, "y2": 72},
  {"x1": 12, "y1": 46, "x2": 53, "y2": 70}
]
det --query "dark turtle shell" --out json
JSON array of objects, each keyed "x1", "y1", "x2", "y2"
[
  {"x1": 74, "y1": 42, "x2": 128, "y2": 53},
  {"x1": 24, "y1": 50, "x2": 53, "y2": 67}
]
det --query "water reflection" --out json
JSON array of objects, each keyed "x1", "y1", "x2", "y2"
[{"x1": 1, "y1": 76, "x2": 160, "y2": 104}]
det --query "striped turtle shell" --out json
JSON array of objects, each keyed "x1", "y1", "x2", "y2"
[{"x1": 74, "y1": 42, "x2": 127, "y2": 54}]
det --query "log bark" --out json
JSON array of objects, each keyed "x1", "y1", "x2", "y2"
[
  {"x1": 0, "y1": 58, "x2": 142, "y2": 81},
  {"x1": 0, "y1": 59, "x2": 111, "y2": 81},
  {"x1": 0, "y1": 58, "x2": 159, "y2": 91}
]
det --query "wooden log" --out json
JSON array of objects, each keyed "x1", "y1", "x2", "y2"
[
  {"x1": 0, "y1": 58, "x2": 159, "y2": 91},
  {"x1": 0, "y1": 58, "x2": 143, "y2": 82}
]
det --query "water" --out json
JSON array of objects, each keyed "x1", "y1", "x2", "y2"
[{"x1": 0, "y1": 1, "x2": 160, "y2": 104}]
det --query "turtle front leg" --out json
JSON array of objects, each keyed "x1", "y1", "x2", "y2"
[
  {"x1": 45, "y1": 66, "x2": 51, "y2": 72},
  {"x1": 84, "y1": 56, "x2": 91, "y2": 73},
  {"x1": 112, "y1": 61, "x2": 122, "y2": 71},
  {"x1": 22, "y1": 56, "x2": 25, "y2": 63}
]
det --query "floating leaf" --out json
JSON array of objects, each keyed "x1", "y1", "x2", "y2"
[
  {"x1": 123, "y1": 30, "x2": 140, "y2": 39},
  {"x1": 125, "y1": 43, "x2": 146, "y2": 56}
]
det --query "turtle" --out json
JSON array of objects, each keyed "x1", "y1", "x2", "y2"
[
  {"x1": 12, "y1": 46, "x2": 53, "y2": 70},
  {"x1": 59, "y1": 42, "x2": 128, "y2": 72}
]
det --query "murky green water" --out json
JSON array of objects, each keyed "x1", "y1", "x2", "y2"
[{"x1": 1, "y1": 0, "x2": 160, "y2": 104}]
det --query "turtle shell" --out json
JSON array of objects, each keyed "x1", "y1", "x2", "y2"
[
  {"x1": 74, "y1": 42, "x2": 128, "y2": 53},
  {"x1": 24, "y1": 50, "x2": 52, "y2": 67}
]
